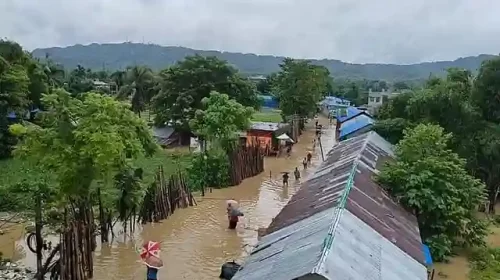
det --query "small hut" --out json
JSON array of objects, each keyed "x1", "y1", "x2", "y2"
[{"x1": 244, "y1": 122, "x2": 291, "y2": 155}]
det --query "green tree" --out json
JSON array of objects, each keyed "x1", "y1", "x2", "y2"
[
  {"x1": 0, "y1": 40, "x2": 31, "y2": 158},
  {"x1": 152, "y1": 55, "x2": 259, "y2": 131},
  {"x1": 110, "y1": 70, "x2": 126, "y2": 91},
  {"x1": 116, "y1": 66, "x2": 156, "y2": 116},
  {"x1": 393, "y1": 81, "x2": 410, "y2": 90},
  {"x1": 377, "y1": 124, "x2": 487, "y2": 261},
  {"x1": 256, "y1": 73, "x2": 277, "y2": 94},
  {"x1": 66, "y1": 65, "x2": 94, "y2": 94},
  {"x1": 189, "y1": 91, "x2": 253, "y2": 151},
  {"x1": 273, "y1": 58, "x2": 328, "y2": 118},
  {"x1": 470, "y1": 58, "x2": 500, "y2": 212},
  {"x1": 12, "y1": 90, "x2": 157, "y2": 202}
]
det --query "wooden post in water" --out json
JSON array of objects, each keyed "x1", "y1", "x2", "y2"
[
  {"x1": 34, "y1": 195, "x2": 43, "y2": 280},
  {"x1": 318, "y1": 135, "x2": 325, "y2": 161}
]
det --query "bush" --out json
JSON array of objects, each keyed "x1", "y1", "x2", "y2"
[
  {"x1": 469, "y1": 247, "x2": 500, "y2": 280},
  {"x1": 187, "y1": 148, "x2": 229, "y2": 191}
]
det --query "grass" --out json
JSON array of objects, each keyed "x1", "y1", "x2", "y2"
[
  {"x1": 252, "y1": 109, "x2": 283, "y2": 123},
  {"x1": 0, "y1": 148, "x2": 194, "y2": 189}
]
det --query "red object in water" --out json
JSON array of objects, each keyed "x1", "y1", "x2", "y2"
[{"x1": 140, "y1": 241, "x2": 161, "y2": 259}]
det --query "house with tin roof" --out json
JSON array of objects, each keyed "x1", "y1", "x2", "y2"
[
  {"x1": 231, "y1": 131, "x2": 429, "y2": 280},
  {"x1": 338, "y1": 113, "x2": 374, "y2": 141}
]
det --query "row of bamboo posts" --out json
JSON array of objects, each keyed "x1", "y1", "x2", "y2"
[
  {"x1": 138, "y1": 165, "x2": 196, "y2": 224},
  {"x1": 59, "y1": 207, "x2": 95, "y2": 280},
  {"x1": 52, "y1": 166, "x2": 195, "y2": 280},
  {"x1": 227, "y1": 144, "x2": 264, "y2": 186}
]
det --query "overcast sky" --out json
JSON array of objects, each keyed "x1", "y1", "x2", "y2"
[{"x1": 1, "y1": 0, "x2": 499, "y2": 64}]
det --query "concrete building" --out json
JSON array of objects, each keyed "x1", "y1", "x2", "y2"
[
  {"x1": 231, "y1": 132, "x2": 429, "y2": 280},
  {"x1": 367, "y1": 88, "x2": 401, "y2": 115}
]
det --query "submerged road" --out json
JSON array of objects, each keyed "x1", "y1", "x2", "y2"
[{"x1": 0, "y1": 118, "x2": 337, "y2": 280}]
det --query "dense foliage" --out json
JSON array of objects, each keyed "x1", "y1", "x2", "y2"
[
  {"x1": 377, "y1": 124, "x2": 487, "y2": 261},
  {"x1": 273, "y1": 58, "x2": 330, "y2": 118},
  {"x1": 190, "y1": 91, "x2": 254, "y2": 151},
  {"x1": 187, "y1": 148, "x2": 230, "y2": 191},
  {"x1": 12, "y1": 90, "x2": 157, "y2": 205},
  {"x1": 32, "y1": 43, "x2": 496, "y2": 81},
  {"x1": 469, "y1": 247, "x2": 500, "y2": 280},
  {"x1": 152, "y1": 55, "x2": 259, "y2": 131},
  {"x1": 374, "y1": 60, "x2": 500, "y2": 214}
]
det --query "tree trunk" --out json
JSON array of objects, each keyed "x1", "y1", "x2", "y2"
[{"x1": 488, "y1": 185, "x2": 498, "y2": 214}]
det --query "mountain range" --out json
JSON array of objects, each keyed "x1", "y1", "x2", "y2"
[{"x1": 32, "y1": 43, "x2": 497, "y2": 81}]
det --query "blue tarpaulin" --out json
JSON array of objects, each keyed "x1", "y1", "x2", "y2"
[
  {"x1": 339, "y1": 114, "x2": 374, "y2": 138},
  {"x1": 334, "y1": 106, "x2": 365, "y2": 123},
  {"x1": 422, "y1": 244, "x2": 433, "y2": 266},
  {"x1": 259, "y1": 94, "x2": 278, "y2": 108}
]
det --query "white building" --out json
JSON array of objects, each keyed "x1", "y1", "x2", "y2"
[{"x1": 367, "y1": 88, "x2": 401, "y2": 115}]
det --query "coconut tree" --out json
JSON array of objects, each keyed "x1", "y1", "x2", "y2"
[{"x1": 117, "y1": 66, "x2": 156, "y2": 117}]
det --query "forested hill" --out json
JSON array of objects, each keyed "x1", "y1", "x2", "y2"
[{"x1": 32, "y1": 43, "x2": 497, "y2": 81}]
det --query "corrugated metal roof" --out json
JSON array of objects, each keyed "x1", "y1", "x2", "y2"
[
  {"x1": 233, "y1": 131, "x2": 427, "y2": 280},
  {"x1": 152, "y1": 126, "x2": 176, "y2": 146},
  {"x1": 335, "y1": 106, "x2": 364, "y2": 123},
  {"x1": 320, "y1": 210, "x2": 428, "y2": 280},
  {"x1": 339, "y1": 114, "x2": 374, "y2": 138},
  {"x1": 266, "y1": 131, "x2": 424, "y2": 263},
  {"x1": 266, "y1": 133, "x2": 368, "y2": 233},
  {"x1": 321, "y1": 96, "x2": 351, "y2": 107},
  {"x1": 152, "y1": 126, "x2": 175, "y2": 139},
  {"x1": 250, "y1": 121, "x2": 287, "y2": 132},
  {"x1": 232, "y1": 207, "x2": 338, "y2": 280}
]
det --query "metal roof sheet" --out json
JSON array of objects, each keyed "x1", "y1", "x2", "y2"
[
  {"x1": 320, "y1": 210, "x2": 428, "y2": 280},
  {"x1": 339, "y1": 114, "x2": 374, "y2": 138},
  {"x1": 250, "y1": 121, "x2": 287, "y2": 132},
  {"x1": 232, "y1": 131, "x2": 427, "y2": 280},
  {"x1": 152, "y1": 126, "x2": 175, "y2": 139},
  {"x1": 335, "y1": 106, "x2": 364, "y2": 123},
  {"x1": 266, "y1": 131, "x2": 425, "y2": 263},
  {"x1": 232, "y1": 207, "x2": 338, "y2": 280}
]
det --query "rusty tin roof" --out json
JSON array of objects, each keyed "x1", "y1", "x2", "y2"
[{"x1": 266, "y1": 131, "x2": 425, "y2": 264}]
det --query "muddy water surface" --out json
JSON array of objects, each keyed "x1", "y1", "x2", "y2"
[{"x1": 0, "y1": 119, "x2": 337, "y2": 280}]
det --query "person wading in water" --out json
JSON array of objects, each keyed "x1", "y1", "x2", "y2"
[
  {"x1": 282, "y1": 172, "x2": 289, "y2": 187},
  {"x1": 294, "y1": 167, "x2": 301, "y2": 181},
  {"x1": 307, "y1": 152, "x2": 312, "y2": 165},
  {"x1": 227, "y1": 202, "x2": 244, "y2": 230},
  {"x1": 302, "y1": 157, "x2": 308, "y2": 169}
]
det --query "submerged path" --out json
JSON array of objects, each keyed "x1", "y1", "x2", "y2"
[{"x1": 0, "y1": 118, "x2": 337, "y2": 280}]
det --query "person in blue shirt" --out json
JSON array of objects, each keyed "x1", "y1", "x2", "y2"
[
  {"x1": 147, "y1": 266, "x2": 159, "y2": 280},
  {"x1": 145, "y1": 255, "x2": 163, "y2": 280}
]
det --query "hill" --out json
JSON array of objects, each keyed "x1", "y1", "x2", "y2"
[{"x1": 32, "y1": 43, "x2": 497, "y2": 81}]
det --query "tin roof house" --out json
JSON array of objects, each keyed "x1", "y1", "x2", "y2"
[
  {"x1": 338, "y1": 113, "x2": 374, "y2": 141},
  {"x1": 232, "y1": 131, "x2": 428, "y2": 280}
]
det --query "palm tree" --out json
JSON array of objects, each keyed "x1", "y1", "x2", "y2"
[
  {"x1": 117, "y1": 66, "x2": 156, "y2": 117},
  {"x1": 110, "y1": 70, "x2": 126, "y2": 92}
]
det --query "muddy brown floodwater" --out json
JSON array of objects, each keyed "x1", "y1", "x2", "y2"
[{"x1": 0, "y1": 118, "x2": 337, "y2": 280}]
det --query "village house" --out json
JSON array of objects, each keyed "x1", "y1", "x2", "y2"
[
  {"x1": 243, "y1": 121, "x2": 291, "y2": 155},
  {"x1": 231, "y1": 131, "x2": 432, "y2": 280},
  {"x1": 338, "y1": 113, "x2": 374, "y2": 141}
]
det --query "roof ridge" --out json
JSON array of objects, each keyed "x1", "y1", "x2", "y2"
[{"x1": 312, "y1": 133, "x2": 371, "y2": 274}]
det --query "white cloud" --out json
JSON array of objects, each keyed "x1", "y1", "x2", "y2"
[{"x1": 0, "y1": 0, "x2": 499, "y2": 64}]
